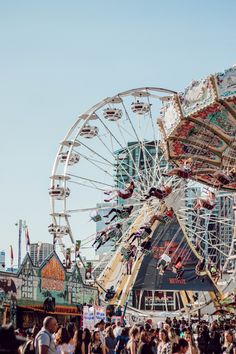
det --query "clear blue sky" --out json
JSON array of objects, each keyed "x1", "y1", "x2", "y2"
[{"x1": 0, "y1": 0, "x2": 235, "y2": 266}]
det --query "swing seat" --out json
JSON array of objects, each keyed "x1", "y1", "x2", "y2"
[
  {"x1": 160, "y1": 254, "x2": 171, "y2": 263},
  {"x1": 177, "y1": 170, "x2": 192, "y2": 179},
  {"x1": 202, "y1": 201, "x2": 215, "y2": 210},
  {"x1": 217, "y1": 175, "x2": 232, "y2": 185},
  {"x1": 154, "y1": 190, "x2": 165, "y2": 199},
  {"x1": 143, "y1": 249, "x2": 151, "y2": 256},
  {"x1": 140, "y1": 231, "x2": 149, "y2": 240},
  {"x1": 119, "y1": 211, "x2": 129, "y2": 219},
  {"x1": 91, "y1": 215, "x2": 102, "y2": 222},
  {"x1": 121, "y1": 247, "x2": 128, "y2": 255},
  {"x1": 118, "y1": 190, "x2": 133, "y2": 199}
]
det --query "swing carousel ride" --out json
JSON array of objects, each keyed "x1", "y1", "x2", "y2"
[{"x1": 49, "y1": 66, "x2": 236, "y2": 315}]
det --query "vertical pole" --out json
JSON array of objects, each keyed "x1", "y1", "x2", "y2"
[
  {"x1": 152, "y1": 290, "x2": 155, "y2": 311},
  {"x1": 164, "y1": 291, "x2": 168, "y2": 312},
  {"x1": 18, "y1": 219, "x2": 22, "y2": 269},
  {"x1": 138, "y1": 290, "x2": 143, "y2": 310},
  {"x1": 23, "y1": 220, "x2": 27, "y2": 253},
  {"x1": 122, "y1": 300, "x2": 128, "y2": 326},
  {"x1": 233, "y1": 194, "x2": 236, "y2": 270}
]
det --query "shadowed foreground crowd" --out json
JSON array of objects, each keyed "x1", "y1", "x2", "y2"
[{"x1": 0, "y1": 316, "x2": 236, "y2": 354}]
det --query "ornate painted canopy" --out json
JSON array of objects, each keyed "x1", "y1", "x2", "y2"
[{"x1": 159, "y1": 66, "x2": 236, "y2": 190}]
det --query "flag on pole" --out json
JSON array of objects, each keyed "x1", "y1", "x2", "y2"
[
  {"x1": 25, "y1": 227, "x2": 30, "y2": 251},
  {"x1": 66, "y1": 248, "x2": 71, "y2": 269},
  {"x1": 10, "y1": 245, "x2": 14, "y2": 271},
  {"x1": 75, "y1": 240, "x2": 81, "y2": 258},
  {"x1": 37, "y1": 242, "x2": 42, "y2": 266}
]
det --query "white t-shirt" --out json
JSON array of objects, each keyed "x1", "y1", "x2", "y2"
[
  {"x1": 56, "y1": 343, "x2": 75, "y2": 354},
  {"x1": 35, "y1": 328, "x2": 57, "y2": 354},
  {"x1": 113, "y1": 326, "x2": 122, "y2": 338}
]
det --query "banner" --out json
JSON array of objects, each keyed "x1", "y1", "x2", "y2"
[
  {"x1": 111, "y1": 316, "x2": 123, "y2": 325},
  {"x1": 83, "y1": 306, "x2": 95, "y2": 330},
  {"x1": 95, "y1": 305, "x2": 106, "y2": 324},
  {"x1": 133, "y1": 220, "x2": 217, "y2": 292}
]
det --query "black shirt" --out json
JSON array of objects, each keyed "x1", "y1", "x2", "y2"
[{"x1": 137, "y1": 343, "x2": 153, "y2": 354}]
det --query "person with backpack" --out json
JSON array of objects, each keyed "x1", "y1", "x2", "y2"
[
  {"x1": 115, "y1": 328, "x2": 130, "y2": 354},
  {"x1": 34, "y1": 316, "x2": 58, "y2": 354},
  {"x1": 21, "y1": 325, "x2": 39, "y2": 354}
]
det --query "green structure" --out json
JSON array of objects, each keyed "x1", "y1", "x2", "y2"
[{"x1": 0, "y1": 251, "x2": 98, "y2": 328}]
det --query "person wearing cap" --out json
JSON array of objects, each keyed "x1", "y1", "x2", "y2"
[
  {"x1": 34, "y1": 316, "x2": 58, "y2": 354},
  {"x1": 0, "y1": 324, "x2": 26, "y2": 353}
]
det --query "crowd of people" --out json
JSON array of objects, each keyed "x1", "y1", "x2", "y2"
[{"x1": 1, "y1": 316, "x2": 236, "y2": 354}]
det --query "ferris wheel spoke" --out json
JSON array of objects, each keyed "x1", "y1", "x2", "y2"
[
  {"x1": 115, "y1": 123, "x2": 148, "y2": 189},
  {"x1": 76, "y1": 152, "x2": 114, "y2": 179},
  {"x1": 90, "y1": 112, "x2": 148, "y2": 190},
  {"x1": 185, "y1": 224, "x2": 230, "y2": 257},
  {"x1": 68, "y1": 174, "x2": 114, "y2": 188},
  {"x1": 67, "y1": 201, "x2": 144, "y2": 214},
  {"x1": 119, "y1": 98, "x2": 152, "y2": 188},
  {"x1": 68, "y1": 180, "x2": 106, "y2": 192}
]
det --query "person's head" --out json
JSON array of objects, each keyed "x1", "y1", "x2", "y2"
[
  {"x1": 117, "y1": 321, "x2": 121, "y2": 327},
  {"x1": 121, "y1": 327, "x2": 129, "y2": 337},
  {"x1": 224, "y1": 330, "x2": 234, "y2": 344},
  {"x1": 0, "y1": 324, "x2": 26, "y2": 353},
  {"x1": 43, "y1": 316, "x2": 58, "y2": 334},
  {"x1": 106, "y1": 326, "x2": 115, "y2": 339},
  {"x1": 140, "y1": 331, "x2": 150, "y2": 344},
  {"x1": 165, "y1": 186, "x2": 172, "y2": 194},
  {"x1": 130, "y1": 326, "x2": 139, "y2": 340},
  {"x1": 130, "y1": 181, "x2": 135, "y2": 189},
  {"x1": 116, "y1": 223, "x2": 122, "y2": 230},
  {"x1": 92, "y1": 330, "x2": 101, "y2": 343},
  {"x1": 159, "y1": 329, "x2": 170, "y2": 343},
  {"x1": 96, "y1": 319, "x2": 105, "y2": 331},
  {"x1": 178, "y1": 339, "x2": 189, "y2": 354},
  {"x1": 55, "y1": 326, "x2": 70, "y2": 345},
  {"x1": 144, "y1": 323, "x2": 151, "y2": 332},
  {"x1": 83, "y1": 328, "x2": 91, "y2": 344},
  {"x1": 163, "y1": 323, "x2": 170, "y2": 332},
  {"x1": 168, "y1": 327, "x2": 177, "y2": 340},
  {"x1": 184, "y1": 330, "x2": 195, "y2": 345}
]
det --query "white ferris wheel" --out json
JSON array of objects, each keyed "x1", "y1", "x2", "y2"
[{"x1": 49, "y1": 86, "x2": 236, "y2": 309}]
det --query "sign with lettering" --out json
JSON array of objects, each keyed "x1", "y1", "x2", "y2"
[
  {"x1": 95, "y1": 305, "x2": 106, "y2": 324},
  {"x1": 83, "y1": 306, "x2": 95, "y2": 330}
]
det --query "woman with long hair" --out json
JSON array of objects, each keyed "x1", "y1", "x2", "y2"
[
  {"x1": 67, "y1": 322, "x2": 76, "y2": 347},
  {"x1": 222, "y1": 330, "x2": 236, "y2": 354},
  {"x1": 105, "y1": 326, "x2": 116, "y2": 354},
  {"x1": 169, "y1": 328, "x2": 179, "y2": 345},
  {"x1": 137, "y1": 331, "x2": 153, "y2": 354},
  {"x1": 88, "y1": 330, "x2": 106, "y2": 354},
  {"x1": 127, "y1": 326, "x2": 140, "y2": 354},
  {"x1": 55, "y1": 326, "x2": 74, "y2": 354},
  {"x1": 184, "y1": 330, "x2": 198, "y2": 354},
  {"x1": 158, "y1": 329, "x2": 172, "y2": 354},
  {"x1": 75, "y1": 328, "x2": 91, "y2": 354}
]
